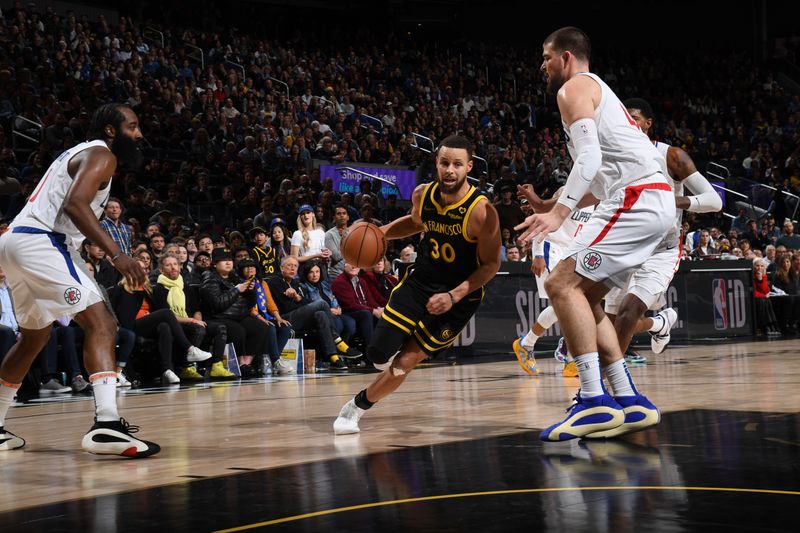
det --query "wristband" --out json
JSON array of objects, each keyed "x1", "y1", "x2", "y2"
[
  {"x1": 447, "y1": 291, "x2": 456, "y2": 305},
  {"x1": 111, "y1": 252, "x2": 123, "y2": 263}
]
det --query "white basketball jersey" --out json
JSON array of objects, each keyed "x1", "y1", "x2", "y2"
[
  {"x1": 562, "y1": 73, "x2": 667, "y2": 200},
  {"x1": 547, "y1": 205, "x2": 595, "y2": 249},
  {"x1": 654, "y1": 140, "x2": 682, "y2": 246},
  {"x1": 11, "y1": 140, "x2": 112, "y2": 250}
]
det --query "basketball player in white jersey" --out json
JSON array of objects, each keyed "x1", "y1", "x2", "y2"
[
  {"x1": 516, "y1": 27, "x2": 675, "y2": 441},
  {"x1": 603, "y1": 98, "x2": 722, "y2": 362},
  {"x1": 512, "y1": 186, "x2": 594, "y2": 378},
  {"x1": 0, "y1": 104, "x2": 160, "y2": 457}
]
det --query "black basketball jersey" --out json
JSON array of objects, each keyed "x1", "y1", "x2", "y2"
[{"x1": 412, "y1": 181, "x2": 486, "y2": 291}]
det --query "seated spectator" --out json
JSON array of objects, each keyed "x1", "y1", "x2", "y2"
[
  {"x1": 109, "y1": 272, "x2": 213, "y2": 385},
  {"x1": 81, "y1": 238, "x2": 119, "y2": 289},
  {"x1": 152, "y1": 254, "x2": 233, "y2": 379},
  {"x1": 192, "y1": 251, "x2": 213, "y2": 285},
  {"x1": 267, "y1": 256, "x2": 360, "y2": 371},
  {"x1": 239, "y1": 259, "x2": 292, "y2": 368},
  {"x1": 690, "y1": 230, "x2": 719, "y2": 258},
  {"x1": 777, "y1": 220, "x2": 800, "y2": 251},
  {"x1": 290, "y1": 204, "x2": 331, "y2": 267},
  {"x1": 199, "y1": 249, "x2": 272, "y2": 378},
  {"x1": 392, "y1": 244, "x2": 416, "y2": 277},
  {"x1": 250, "y1": 226, "x2": 279, "y2": 277},
  {"x1": 505, "y1": 245, "x2": 522, "y2": 262},
  {"x1": 324, "y1": 205, "x2": 351, "y2": 280},
  {"x1": 361, "y1": 256, "x2": 398, "y2": 308},
  {"x1": 268, "y1": 218, "x2": 292, "y2": 258},
  {"x1": 300, "y1": 260, "x2": 353, "y2": 341},
  {"x1": 331, "y1": 263, "x2": 381, "y2": 351},
  {"x1": 769, "y1": 255, "x2": 800, "y2": 332},
  {"x1": 752, "y1": 258, "x2": 782, "y2": 336}
]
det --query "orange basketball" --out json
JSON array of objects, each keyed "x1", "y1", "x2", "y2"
[{"x1": 341, "y1": 222, "x2": 387, "y2": 269}]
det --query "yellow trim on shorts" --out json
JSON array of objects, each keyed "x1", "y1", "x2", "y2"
[
  {"x1": 413, "y1": 329, "x2": 457, "y2": 353},
  {"x1": 417, "y1": 321, "x2": 451, "y2": 345},
  {"x1": 381, "y1": 313, "x2": 412, "y2": 335},
  {"x1": 384, "y1": 304, "x2": 416, "y2": 328}
]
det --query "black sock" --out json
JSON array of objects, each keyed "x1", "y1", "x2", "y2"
[{"x1": 354, "y1": 389, "x2": 374, "y2": 410}]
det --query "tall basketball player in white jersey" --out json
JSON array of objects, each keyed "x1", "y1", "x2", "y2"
[
  {"x1": 0, "y1": 104, "x2": 159, "y2": 457},
  {"x1": 512, "y1": 186, "x2": 594, "y2": 378},
  {"x1": 516, "y1": 27, "x2": 675, "y2": 441},
  {"x1": 603, "y1": 98, "x2": 722, "y2": 359}
]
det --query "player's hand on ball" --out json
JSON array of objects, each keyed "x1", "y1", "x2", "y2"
[
  {"x1": 426, "y1": 293, "x2": 453, "y2": 315},
  {"x1": 114, "y1": 254, "x2": 146, "y2": 288}
]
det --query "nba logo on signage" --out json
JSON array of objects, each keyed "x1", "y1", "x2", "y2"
[{"x1": 712, "y1": 278, "x2": 745, "y2": 330}]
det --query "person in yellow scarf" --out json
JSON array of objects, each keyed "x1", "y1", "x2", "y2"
[{"x1": 151, "y1": 254, "x2": 234, "y2": 379}]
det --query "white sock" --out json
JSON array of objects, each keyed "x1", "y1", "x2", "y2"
[
  {"x1": 604, "y1": 359, "x2": 638, "y2": 397},
  {"x1": 574, "y1": 352, "x2": 604, "y2": 397},
  {"x1": 90, "y1": 372, "x2": 119, "y2": 422},
  {"x1": 648, "y1": 313, "x2": 665, "y2": 333},
  {"x1": 0, "y1": 380, "x2": 20, "y2": 427},
  {"x1": 521, "y1": 330, "x2": 539, "y2": 349}
]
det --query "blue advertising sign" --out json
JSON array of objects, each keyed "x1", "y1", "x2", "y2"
[{"x1": 320, "y1": 164, "x2": 417, "y2": 200}]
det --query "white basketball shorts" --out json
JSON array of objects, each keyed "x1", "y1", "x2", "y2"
[
  {"x1": 604, "y1": 234, "x2": 682, "y2": 314},
  {"x1": 561, "y1": 177, "x2": 675, "y2": 290},
  {"x1": 0, "y1": 227, "x2": 105, "y2": 329},
  {"x1": 535, "y1": 240, "x2": 565, "y2": 300}
]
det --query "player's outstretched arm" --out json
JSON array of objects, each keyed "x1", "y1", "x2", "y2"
[
  {"x1": 381, "y1": 183, "x2": 427, "y2": 241},
  {"x1": 668, "y1": 147, "x2": 723, "y2": 213}
]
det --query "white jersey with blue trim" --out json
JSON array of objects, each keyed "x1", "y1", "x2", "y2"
[
  {"x1": 562, "y1": 72, "x2": 668, "y2": 200},
  {"x1": 10, "y1": 140, "x2": 112, "y2": 251}
]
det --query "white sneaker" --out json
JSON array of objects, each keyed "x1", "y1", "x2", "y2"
[
  {"x1": 333, "y1": 399, "x2": 366, "y2": 435},
  {"x1": 81, "y1": 418, "x2": 160, "y2": 458},
  {"x1": 39, "y1": 378, "x2": 71, "y2": 394},
  {"x1": 116, "y1": 372, "x2": 131, "y2": 388},
  {"x1": 650, "y1": 308, "x2": 678, "y2": 354},
  {"x1": 162, "y1": 369, "x2": 180, "y2": 384},
  {"x1": 0, "y1": 427, "x2": 25, "y2": 451},
  {"x1": 186, "y1": 346, "x2": 213, "y2": 362}
]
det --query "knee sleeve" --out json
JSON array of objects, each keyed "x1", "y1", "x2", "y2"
[{"x1": 536, "y1": 305, "x2": 558, "y2": 329}]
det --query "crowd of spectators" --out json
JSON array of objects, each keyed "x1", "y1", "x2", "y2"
[{"x1": 0, "y1": 1, "x2": 799, "y2": 387}]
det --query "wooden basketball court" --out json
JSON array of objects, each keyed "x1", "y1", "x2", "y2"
[{"x1": 2, "y1": 339, "x2": 799, "y2": 531}]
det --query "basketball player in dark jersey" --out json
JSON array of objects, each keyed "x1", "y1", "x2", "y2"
[{"x1": 334, "y1": 135, "x2": 501, "y2": 434}]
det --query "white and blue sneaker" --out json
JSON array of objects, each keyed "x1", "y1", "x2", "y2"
[
  {"x1": 650, "y1": 308, "x2": 678, "y2": 354},
  {"x1": 553, "y1": 337, "x2": 568, "y2": 363},
  {"x1": 540, "y1": 392, "x2": 625, "y2": 442},
  {"x1": 512, "y1": 337, "x2": 539, "y2": 375},
  {"x1": 583, "y1": 394, "x2": 661, "y2": 439}
]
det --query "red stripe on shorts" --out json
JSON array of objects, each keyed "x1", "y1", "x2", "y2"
[{"x1": 589, "y1": 182, "x2": 672, "y2": 247}]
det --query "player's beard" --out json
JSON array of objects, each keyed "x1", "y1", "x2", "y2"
[
  {"x1": 111, "y1": 128, "x2": 143, "y2": 168},
  {"x1": 545, "y1": 70, "x2": 567, "y2": 95},
  {"x1": 438, "y1": 173, "x2": 466, "y2": 195}
]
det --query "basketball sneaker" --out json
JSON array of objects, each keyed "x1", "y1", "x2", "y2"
[
  {"x1": 562, "y1": 361, "x2": 578, "y2": 378},
  {"x1": 540, "y1": 392, "x2": 624, "y2": 442},
  {"x1": 553, "y1": 337, "x2": 568, "y2": 363},
  {"x1": 81, "y1": 418, "x2": 161, "y2": 458},
  {"x1": 512, "y1": 337, "x2": 539, "y2": 375},
  {"x1": 209, "y1": 361, "x2": 235, "y2": 378},
  {"x1": 583, "y1": 394, "x2": 661, "y2": 439},
  {"x1": 178, "y1": 365, "x2": 204, "y2": 381},
  {"x1": 624, "y1": 349, "x2": 647, "y2": 365},
  {"x1": 650, "y1": 308, "x2": 678, "y2": 354},
  {"x1": 0, "y1": 427, "x2": 25, "y2": 451},
  {"x1": 186, "y1": 346, "x2": 213, "y2": 363},
  {"x1": 333, "y1": 399, "x2": 366, "y2": 435}
]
